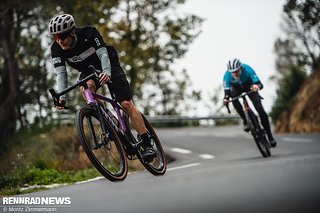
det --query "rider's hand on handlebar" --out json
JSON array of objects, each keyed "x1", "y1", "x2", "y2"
[
  {"x1": 223, "y1": 98, "x2": 229, "y2": 106},
  {"x1": 54, "y1": 98, "x2": 66, "y2": 110},
  {"x1": 99, "y1": 72, "x2": 111, "y2": 85},
  {"x1": 251, "y1": 84, "x2": 260, "y2": 92}
]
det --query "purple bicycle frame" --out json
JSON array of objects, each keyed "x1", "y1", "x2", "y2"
[{"x1": 83, "y1": 87, "x2": 127, "y2": 133}]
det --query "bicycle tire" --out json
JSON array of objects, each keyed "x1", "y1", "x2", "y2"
[
  {"x1": 123, "y1": 112, "x2": 167, "y2": 175},
  {"x1": 247, "y1": 110, "x2": 271, "y2": 157},
  {"x1": 75, "y1": 106, "x2": 128, "y2": 181}
]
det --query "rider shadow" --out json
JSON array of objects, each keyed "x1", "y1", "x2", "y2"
[{"x1": 231, "y1": 152, "x2": 281, "y2": 162}]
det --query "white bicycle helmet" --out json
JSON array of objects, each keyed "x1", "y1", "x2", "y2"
[
  {"x1": 227, "y1": 58, "x2": 242, "y2": 72},
  {"x1": 49, "y1": 14, "x2": 75, "y2": 35}
]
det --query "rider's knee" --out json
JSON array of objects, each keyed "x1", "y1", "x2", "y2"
[
  {"x1": 121, "y1": 100, "x2": 134, "y2": 113},
  {"x1": 87, "y1": 80, "x2": 96, "y2": 91},
  {"x1": 79, "y1": 80, "x2": 96, "y2": 92}
]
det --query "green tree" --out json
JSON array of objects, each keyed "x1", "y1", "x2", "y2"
[
  {"x1": 283, "y1": 0, "x2": 320, "y2": 70},
  {"x1": 98, "y1": 0, "x2": 203, "y2": 115},
  {"x1": 0, "y1": 3, "x2": 19, "y2": 142},
  {"x1": 45, "y1": 0, "x2": 202, "y2": 116},
  {"x1": 0, "y1": 0, "x2": 203, "y2": 143},
  {"x1": 139, "y1": 69, "x2": 201, "y2": 116},
  {"x1": 0, "y1": 0, "x2": 119, "y2": 142},
  {"x1": 270, "y1": 0, "x2": 319, "y2": 122},
  {"x1": 0, "y1": 0, "x2": 56, "y2": 142},
  {"x1": 270, "y1": 65, "x2": 307, "y2": 121}
]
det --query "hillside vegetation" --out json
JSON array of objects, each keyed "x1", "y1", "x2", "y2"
[
  {"x1": 275, "y1": 69, "x2": 320, "y2": 133},
  {"x1": 0, "y1": 126, "x2": 140, "y2": 195},
  {"x1": 270, "y1": 0, "x2": 320, "y2": 133}
]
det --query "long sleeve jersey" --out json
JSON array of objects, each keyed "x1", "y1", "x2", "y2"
[
  {"x1": 50, "y1": 26, "x2": 124, "y2": 96},
  {"x1": 223, "y1": 63, "x2": 263, "y2": 97}
]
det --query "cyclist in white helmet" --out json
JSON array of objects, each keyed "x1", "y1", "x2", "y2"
[
  {"x1": 48, "y1": 14, "x2": 156, "y2": 159},
  {"x1": 223, "y1": 58, "x2": 277, "y2": 148}
]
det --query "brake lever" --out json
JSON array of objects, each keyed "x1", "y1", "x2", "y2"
[{"x1": 52, "y1": 98, "x2": 69, "y2": 110}]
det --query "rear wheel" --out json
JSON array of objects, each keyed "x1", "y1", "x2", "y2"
[
  {"x1": 75, "y1": 106, "x2": 128, "y2": 181},
  {"x1": 247, "y1": 110, "x2": 271, "y2": 157},
  {"x1": 124, "y1": 112, "x2": 167, "y2": 175}
]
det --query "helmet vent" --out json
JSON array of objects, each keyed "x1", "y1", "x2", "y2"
[{"x1": 49, "y1": 14, "x2": 75, "y2": 35}]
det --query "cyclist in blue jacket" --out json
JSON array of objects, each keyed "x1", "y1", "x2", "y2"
[
  {"x1": 223, "y1": 58, "x2": 277, "y2": 147},
  {"x1": 48, "y1": 14, "x2": 156, "y2": 159}
]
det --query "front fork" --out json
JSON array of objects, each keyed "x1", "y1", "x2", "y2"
[
  {"x1": 88, "y1": 104, "x2": 110, "y2": 149},
  {"x1": 244, "y1": 109, "x2": 254, "y2": 131},
  {"x1": 245, "y1": 109, "x2": 269, "y2": 146}
]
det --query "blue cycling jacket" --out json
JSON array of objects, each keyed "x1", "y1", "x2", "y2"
[{"x1": 223, "y1": 63, "x2": 261, "y2": 90}]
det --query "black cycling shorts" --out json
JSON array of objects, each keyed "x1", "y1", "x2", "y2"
[
  {"x1": 79, "y1": 72, "x2": 132, "y2": 103},
  {"x1": 107, "y1": 75, "x2": 133, "y2": 102}
]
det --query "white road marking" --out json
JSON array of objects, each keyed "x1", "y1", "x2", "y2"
[
  {"x1": 167, "y1": 163, "x2": 200, "y2": 171},
  {"x1": 199, "y1": 154, "x2": 215, "y2": 159},
  {"x1": 170, "y1": 147, "x2": 192, "y2": 154},
  {"x1": 75, "y1": 176, "x2": 104, "y2": 184},
  {"x1": 282, "y1": 138, "x2": 313, "y2": 143}
]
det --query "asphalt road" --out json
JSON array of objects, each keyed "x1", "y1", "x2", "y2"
[{"x1": 1, "y1": 125, "x2": 320, "y2": 213}]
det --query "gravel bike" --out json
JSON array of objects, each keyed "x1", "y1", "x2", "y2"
[
  {"x1": 226, "y1": 91, "x2": 271, "y2": 157},
  {"x1": 49, "y1": 66, "x2": 167, "y2": 181}
]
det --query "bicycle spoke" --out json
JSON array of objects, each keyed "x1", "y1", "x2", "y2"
[
  {"x1": 76, "y1": 106, "x2": 127, "y2": 181},
  {"x1": 123, "y1": 112, "x2": 166, "y2": 175}
]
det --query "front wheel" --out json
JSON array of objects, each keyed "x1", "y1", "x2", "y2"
[
  {"x1": 75, "y1": 106, "x2": 128, "y2": 181},
  {"x1": 247, "y1": 110, "x2": 271, "y2": 158},
  {"x1": 124, "y1": 112, "x2": 167, "y2": 175}
]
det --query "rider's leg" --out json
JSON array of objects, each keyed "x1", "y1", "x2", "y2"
[
  {"x1": 108, "y1": 74, "x2": 155, "y2": 158},
  {"x1": 231, "y1": 88, "x2": 250, "y2": 131},
  {"x1": 231, "y1": 88, "x2": 249, "y2": 131},
  {"x1": 232, "y1": 99, "x2": 246, "y2": 121},
  {"x1": 232, "y1": 99, "x2": 250, "y2": 132},
  {"x1": 120, "y1": 100, "x2": 146, "y2": 134},
  {"x1": 107, "y1": 75, "x2": 147, "y2": 135},
  {"x1": 121, "y1": 100, "x2": 156, "y2": 158},
  {"x1": 249, "y1": 92, "x2": 277, "y2": 147},
  {"x1": 79, "y1": 79, "x2": 104, "y2": 105},
  {"x1": 248, "y1": 92, "x2": 271, "y2": 134},
  {"x1": 80, "y1": 79, "x2": 96, "y2": 99}
]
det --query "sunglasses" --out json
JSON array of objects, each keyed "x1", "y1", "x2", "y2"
[
  {"x1": 232, "y1": 68, "x2": 241, "y2": 73},
  {"x1": 54, "y1": 31, "x2": 71, "y2": 41}
]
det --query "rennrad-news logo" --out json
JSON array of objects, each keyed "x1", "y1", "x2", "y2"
[{"x1": 2, "y1": 196, "x2": 71, "y2": 205}]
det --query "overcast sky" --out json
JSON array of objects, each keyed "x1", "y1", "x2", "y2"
[{"x1": 175, "y1": 0, "x2": 287, "y2": 116}]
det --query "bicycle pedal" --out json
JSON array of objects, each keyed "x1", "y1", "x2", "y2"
[{"x1": 143, "y1": 154, "x2": 156, "y2": 163}]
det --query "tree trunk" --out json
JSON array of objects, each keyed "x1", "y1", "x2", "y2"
[{"x1": 0, "y1": 9, "x2": 19, "y2": 142}]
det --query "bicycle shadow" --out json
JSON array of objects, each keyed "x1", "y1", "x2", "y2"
[{"x1": 230, "y1": 152, "x2": 282, "y2": 162}]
